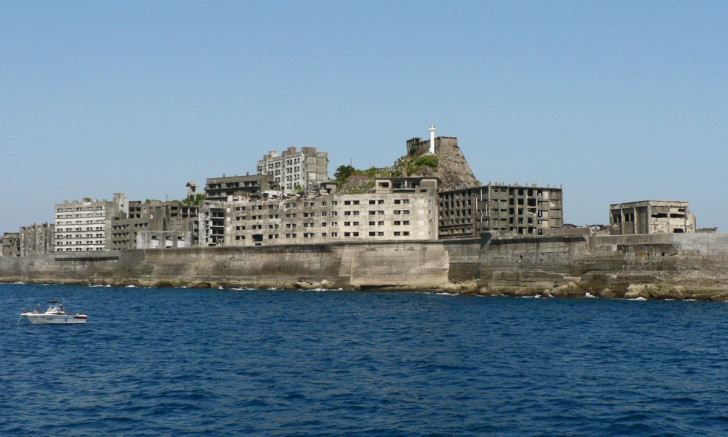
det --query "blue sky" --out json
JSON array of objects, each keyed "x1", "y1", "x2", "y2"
[{"x1": 2, "y1": 1, "x2": 727, "y2": 232}]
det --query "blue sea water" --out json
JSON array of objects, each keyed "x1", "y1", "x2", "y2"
[{"x1": 2, "y1": 284, "x2": 728, "y2": 436}]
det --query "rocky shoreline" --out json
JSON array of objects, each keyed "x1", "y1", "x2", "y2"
[
  {"x1": 4, "y1": 233, "x2": 728, "y2": 301},
  {"x1": 4, "y1": 273, "x2": 728, "y2": 302}
]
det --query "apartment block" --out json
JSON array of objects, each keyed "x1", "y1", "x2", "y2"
[
  {"x1": 54, "y1": 193, "x2": 129, "y2": 252},
  {"x1": 610, "y1": 200, "x2": 695, "y2": 235},
  {"x1": 438, "y1": 184, "x2": 564, "y2": 239},
  {"x1": 110, "y1": 200, "x2": 198, "y2": 250},
  {"x1": 257, "y1": 147, "x2": 329, "y2": 193},
  {"x1": 199, "y1": 177, "x2": 438, "y2": 247},
  {"x1": 204, "y1": 174, "x2": 276, "y2": 202},
  {"x1": 19, "y1": 222, "x2": 55, "y2": 256}
]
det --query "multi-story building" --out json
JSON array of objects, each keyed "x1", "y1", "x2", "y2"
[
  {"x1": 1, "y1": 232, "x2": 20, "y2": 257},
  {"x1": 54, "y1": 193, "x2": 129, "y2": 252},
  {"x1": 19, "y1": 222, "x2": 55, "y2": 256},
  {"x1": 438, "y1": 184, "x2": 564, "y2": 238},
  {"x1": 199, "y1": 177, "x2": 439, "y2": 247},
  {"x1": 110, "y1": 200, "x2": 198, "y2": 250},
  {"x1": 610, "y1": 200, "x2": 696, "y2": 235},
  {"x1": 204, "y1": 174, "x2": 276, "y2": 202},
  {"x1": 257, "y1": 147, "x2": 329, "y2": 193}
]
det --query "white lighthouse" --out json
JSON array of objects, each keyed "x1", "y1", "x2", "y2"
[{"x1": 429, "y1": 124, "x2": 436, "y2": 154}]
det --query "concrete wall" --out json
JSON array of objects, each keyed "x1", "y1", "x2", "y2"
[
  {"x1": 4, "y1": 233, "x2": 728, "y2": 300},
  {"x1": 0, "y1": 241, "x2": 450, "y2": 290}
]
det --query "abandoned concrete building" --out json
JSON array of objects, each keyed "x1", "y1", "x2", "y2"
[
  {"x1": 1, "y1": 232, "x2": 21, "y2": 257},
  {"x1": 257, "y1": 147, "x2": 329, "y2": 193},
  {"x1": 610, "y1": 200, "x2": 696, "y2": 235},
  {"x1": 198, "y1": 177, "x2": 439, "y2": 247},
  {"x1": 19, "y1": 222, "x2": 55, "y2": 256},
  {"x1": 438, "y1": 184, "x2": 564, "y2": 238},
  {"x1": 110, "y1": 200, "x2": 198, "y2": 250},
  {"x1": 204, "y1": 174, "x2": 276, "y2": 202},
  {"x1": 54, "y1": 194, "x2": 129, "y2": 252}
]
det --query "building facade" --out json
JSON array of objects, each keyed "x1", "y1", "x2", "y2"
[
  {"x1": 257, "y1": 147, "x2": 329, "y2": 193},
  {"x1": 204, "y1": 174, "x2": 276, "y2": 202},
  {"x1": 54, "y1": 193, "x2": 129, "y2": 252},
  {"x1": 110, "y1": 200, "x2": 198, "y2": 250},
  {"x1": 610, "y1": 200, "x2": 696, "y2": 235},
  {"x1": 438, "y1": 184, "x2": 564, "y2": 239},
  {"x1": 1, "y1": 232, "x2": 20, "y2": 257},
  {"x1": 19, "y1": 222, "x2": 55, "y2": 256},
  {"x1": 199, "y1": 177, "x2": 439, "y2": 247}
]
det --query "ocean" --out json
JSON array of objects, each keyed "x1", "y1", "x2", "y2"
[{"x1": 2, "y1": 283, "x2": 728, "y2": 436}]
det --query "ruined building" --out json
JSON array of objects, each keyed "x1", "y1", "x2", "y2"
[
  {"x1": 199, "y1": 177, "x2": 439, "y2": 247},
  {"x1": 110, "y1": 200, "x2": 199, "y2": 250},
  {"x1": 20, "y1": 222, "x2": 55, "y2": 256},
  {"x1": 610, "y1": 201, "x2": 696, "y2": 235},
  {"x1": 1, "y1": 232, "x2": 20, "y2": 257},
  {"x1": 204, "y1": 174, "x2": 276, "y2": 202},
  {"x1": 438, "y1": 184, "x2": 564, "y2": 238},
  {"x1": 257, "y1": 147, "x2": 329, "y2": 193}
]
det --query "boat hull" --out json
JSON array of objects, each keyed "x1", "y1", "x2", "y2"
[{"x1": 22, "y1": 314, "x2": 87, "y2": 325}]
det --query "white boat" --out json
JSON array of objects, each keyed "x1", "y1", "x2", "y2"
[{"x1": 19, "y1": 301, "x2": 88, "y2": 325}]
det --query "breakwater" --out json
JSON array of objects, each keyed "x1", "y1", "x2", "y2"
[{"x1": 3, "y1": 233, "x2": 728, "y2": 300}]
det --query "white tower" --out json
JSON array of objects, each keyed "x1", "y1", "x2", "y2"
[{"x1": 429, "y1": 124, "x2": 436, "y2": 154}]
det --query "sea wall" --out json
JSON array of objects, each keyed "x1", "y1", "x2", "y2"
[
  {"x1": 440, "y1": 232, "x2": 728, "y2": 300},
  {"x1": 3, "y1": 233, "x2": 728, "y2": 300},
  {"x1": 0, "y1": 242, "x2": 450, "y2": 291}
]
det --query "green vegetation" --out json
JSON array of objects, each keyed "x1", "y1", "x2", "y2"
[
  {"x1": 183, "y1": 194, "x2": 206, "y2": 206},
  {"x1": 333, "y1": 154, "x2": 438, "y2": 193},
  {"x1": 334, "y1": 165, "x2": 356, "y2": 189},
  {"x1": 413, "y1": 154, "x2": 439, "y2": 169}
]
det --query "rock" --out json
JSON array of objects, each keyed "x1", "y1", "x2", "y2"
[
  {"x1": 649, "y1": 285, "x2": 685, "y2": 300},
  {"x1": 550, "y1": 282, "x2": 585, "y2": 298},
  {"x1": 440, "y1": 283, "x2": 463, "y2": 293},
  {"x1": 595, "y1": 288, "x2": 619, "y2": 299},
  {"x1": 624, "y1": 284, "x2": 649, "y2": 299}
]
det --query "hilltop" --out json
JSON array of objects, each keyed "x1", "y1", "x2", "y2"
[{"x1": 335, "y1": 135, "x2": 480, "y2": 193}]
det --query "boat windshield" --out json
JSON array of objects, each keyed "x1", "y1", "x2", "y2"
[{"x1": 46, "y1": 301, "x2": 64, "y2": 312}]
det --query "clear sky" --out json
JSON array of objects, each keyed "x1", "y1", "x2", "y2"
[{"x1": 2, "y1": 1, "x2": 727, "y2": 233}]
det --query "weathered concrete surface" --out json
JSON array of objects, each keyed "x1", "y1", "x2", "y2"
[
  {"x1": 0, "y1": 242, "x2": 450, "y2": 291},
  {"x1": 441, "y1": 233, "x2": 728, "y2": 300},
  {"x1": 3, "y1": 233, "x2": 728, "y2": 300}
]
